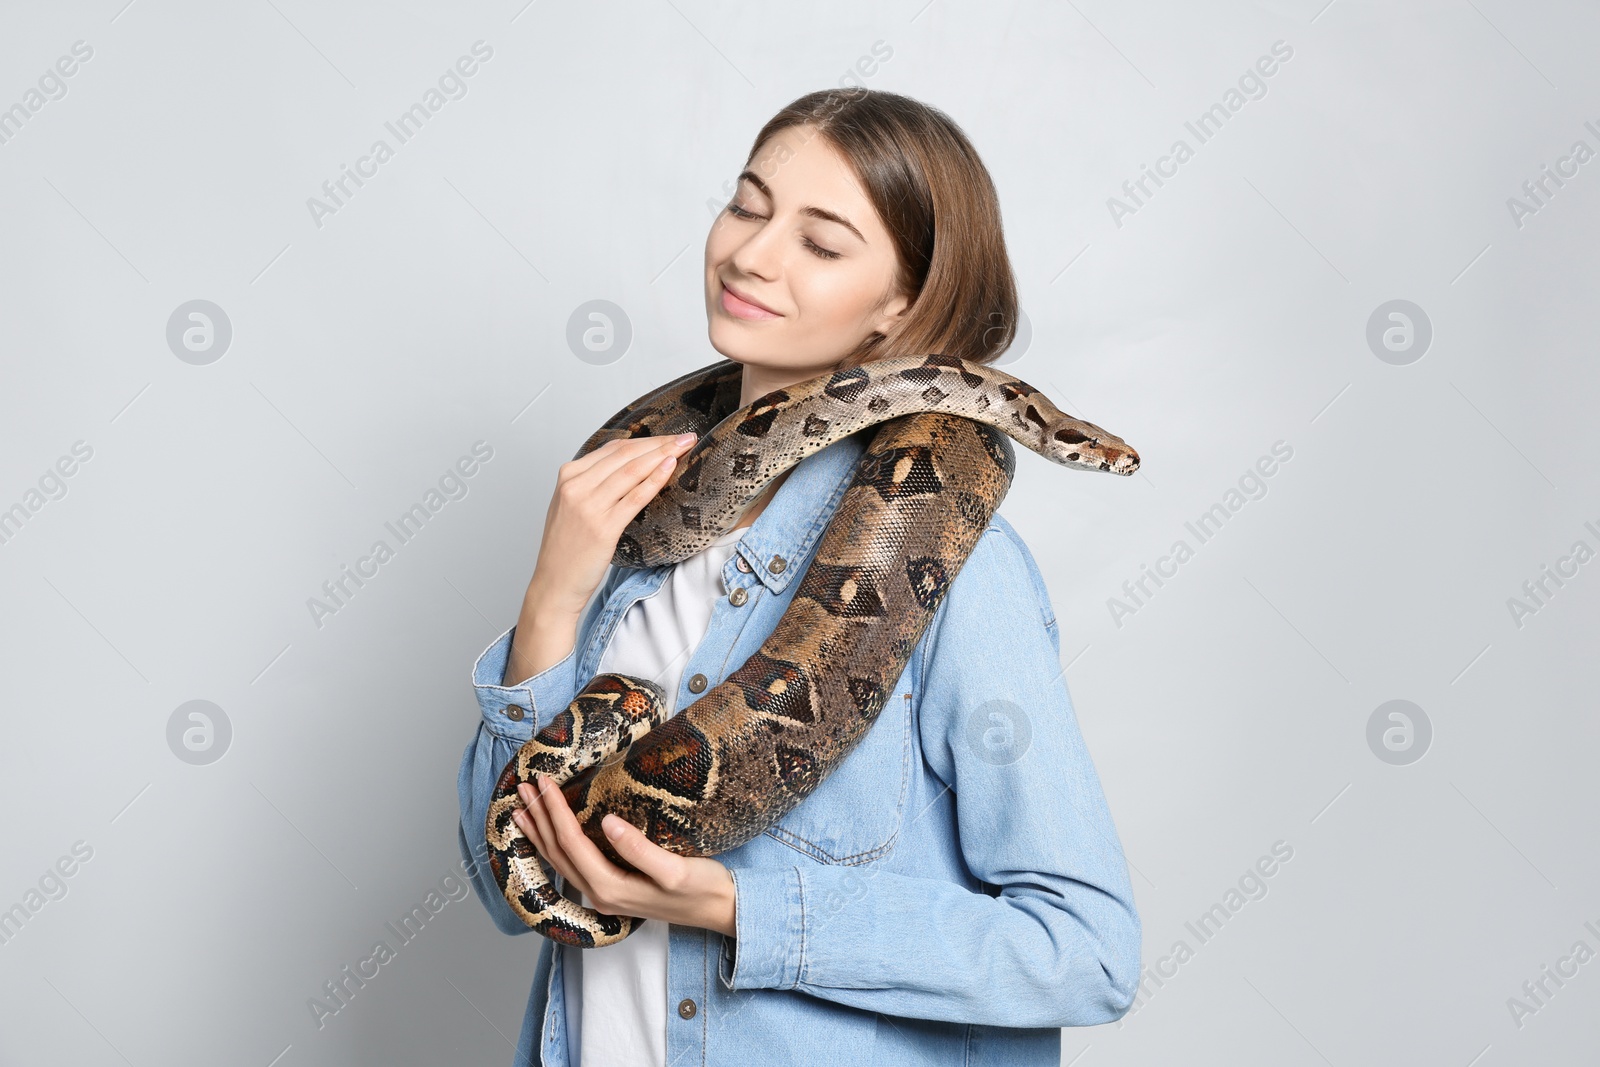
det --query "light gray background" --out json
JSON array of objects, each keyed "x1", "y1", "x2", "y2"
[{"x1": 1, "y1": 1, "x2": 1595, "y2": 1064}]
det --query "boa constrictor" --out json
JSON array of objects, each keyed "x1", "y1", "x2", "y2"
[{"x1": 486, "y1": 353, "x2": 1138, "y2": 947}]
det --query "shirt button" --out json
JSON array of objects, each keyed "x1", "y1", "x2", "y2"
[
  {"x1": 769, "y1": 555, "x2": 787, "y2": 574},
  {"x1": 678, "y1": 998, "x2": 698, "y2": 1019},
  {"x1": 729, "y1": 586, "x2": 748, "y2": 607},
  {"x1": 736, "y1": 556, "x2": 752, "y2": 573},
  {"x1": 504, "y1": 704, "x2": 525, "y2": 722},
  {"x1": 687, "y1": 673, "x2": 708, "y2": 694}
]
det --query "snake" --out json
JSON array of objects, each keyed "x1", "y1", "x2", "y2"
[{"x1": 485, "y1": 353, "x2": 1138, "y2": 947}]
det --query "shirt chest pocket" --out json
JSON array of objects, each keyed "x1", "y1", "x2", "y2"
[{"x1": 761, "y1": 681, "x2": 915, "y2": 865}]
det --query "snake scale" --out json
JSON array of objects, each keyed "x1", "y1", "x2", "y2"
[{"x1": 486, "y1": 353, "x2": 1139, "y2": 947}]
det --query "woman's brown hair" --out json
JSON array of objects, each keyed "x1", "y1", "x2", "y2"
[{"x1": 741, "y1": 88, "x2": 1019, "y2": 369}]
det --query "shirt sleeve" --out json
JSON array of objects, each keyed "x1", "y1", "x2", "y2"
[
  {"x1": 715, "y1": 524, "x2": 1142, "y2": 1028},
  {"x1": 457, "y1": 567, "x2": 622, "y2": 936}
]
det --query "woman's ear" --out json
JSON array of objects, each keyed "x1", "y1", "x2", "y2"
[{"x1": 871, "y1": 288, "x2": 912, "y2": 340}]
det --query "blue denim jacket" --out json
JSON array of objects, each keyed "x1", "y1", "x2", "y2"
[{"x1": 457, "y1": 429, "x2": 1141, "y2": 1066}]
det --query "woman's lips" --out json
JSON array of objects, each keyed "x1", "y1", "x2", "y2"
[{"x1": 720, "y1": 281, "x2": 781, "y2": 320}]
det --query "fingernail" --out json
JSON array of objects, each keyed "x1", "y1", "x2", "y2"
[
  {"x1": 675, "y1": 433, "x2": 696, "y2": 445},
  {"x1": 603, "y1": 814, "x2": 625, "y2": 840}
]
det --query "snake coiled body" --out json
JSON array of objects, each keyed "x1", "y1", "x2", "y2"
[{"x1": 486, "y1": 353, "x2": 1138, "y2": 947}]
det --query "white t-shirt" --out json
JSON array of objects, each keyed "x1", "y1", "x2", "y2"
[{"x1": 563, "y1": 523, "x2": 746, "y2": 1067}]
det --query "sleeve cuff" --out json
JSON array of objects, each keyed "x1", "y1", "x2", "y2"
[
  {"x1": 470, "y1": 624, "x2": 580, "y2": 739},
  {"x1": 717, "y1": 864, "x2": 805, "y2": 991}
]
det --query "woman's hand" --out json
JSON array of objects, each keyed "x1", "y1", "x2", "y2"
[
  {"x1": 513, "y1": 774, "x2": 737, "y2": 938},
  {"x1": 504, "y1": 432, "x2": 698, "y2": 683},
  {"x1": 531, "y1": 433, "x2": 700, "y2": 617}
]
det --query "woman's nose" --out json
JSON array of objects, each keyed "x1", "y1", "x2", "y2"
[{"x1": 727, "y1": 222, "x2": 782, "y2": 280}]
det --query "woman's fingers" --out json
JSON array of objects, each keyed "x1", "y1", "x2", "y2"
[
  {"x1": 605, "y1": 447, "x2": 685, "y2": 523},
  {"x1": 517, "y1": 782, "x2": 586, "y2": 895},
  {"x1": 522, "y1": 433, "x2": 700, "y2": 627},
  {"x1": 516, "y1": 784, "x2": 555, "y2": 857},
  {"x1": 535, "y1": 774, "x2": 633, "y2": 914},
  {"x1": 519, "y1": 782, "x2": 558, "y2": 858},
  {"x1": 590, "y1": 435, "x2": 696, "y2": 510},
  {"x1": 512, "y1": 785, "x2": 545, "y2": 853},
  {"x1": 567, "y1": 434, "x2": 694, "y2": 489},
  {"x1": 558, "y1": 435, "x2": 640, "y2": 476}
]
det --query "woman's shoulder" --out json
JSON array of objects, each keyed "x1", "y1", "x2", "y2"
[
  {"x1": 947, "y1": 511, "x2": 1057, "y2": 631},
  {"x1": 915, "y1": 508, "x2": 1062, "y2": 668},
  {"x1": 915, "y1": 510, "x2": 1068, "y2": 735}
]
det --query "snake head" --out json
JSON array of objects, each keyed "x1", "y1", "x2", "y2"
[{"x1": 1050, "y1": 422, "x2": 1140, "y2": 475}]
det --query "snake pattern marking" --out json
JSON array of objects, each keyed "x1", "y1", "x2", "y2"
[{"x1": 486, "y1": 353, "x2": 1138, "y2": 947}]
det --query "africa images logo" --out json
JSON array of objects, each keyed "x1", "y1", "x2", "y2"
[{"x1": 305, "y1": 41, "x2": 494, "y2": 229}]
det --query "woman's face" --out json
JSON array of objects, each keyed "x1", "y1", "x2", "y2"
[{"x1": 703, "y1": 124, "x2": 910, "y2": 380}]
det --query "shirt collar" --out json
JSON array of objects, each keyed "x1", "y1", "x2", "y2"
[{"x1": 726, "y1": 431, "x2": 868, "y2": 594}]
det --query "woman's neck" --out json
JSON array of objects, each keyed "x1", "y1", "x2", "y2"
[{"x1": 738, "y1": 359, "x2": 838, "y2": 410}]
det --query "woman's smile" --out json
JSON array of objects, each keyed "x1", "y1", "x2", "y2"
[{"x1": 719, "y1": 279, "x2": 784, "y2": 320}]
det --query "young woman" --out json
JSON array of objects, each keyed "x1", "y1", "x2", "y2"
[{"x1": 457, "y1": 88, "x2": 1141, "y2": 1067}]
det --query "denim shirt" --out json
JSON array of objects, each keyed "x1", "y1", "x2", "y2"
[{"x1": 456, "y1": 430, "x2": 1141, "y2": 1067}]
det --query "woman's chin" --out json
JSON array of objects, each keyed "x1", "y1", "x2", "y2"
[{"x1": 706, "y1": 322, "x2": 772, "y2": 363}]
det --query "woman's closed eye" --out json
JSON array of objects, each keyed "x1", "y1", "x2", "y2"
[{"x1": 725, "y1": 202, "x2": 842, "y2": 260}]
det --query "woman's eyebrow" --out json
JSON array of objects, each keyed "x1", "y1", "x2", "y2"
[{"x1": 737, "y1": 169, "x2": 866, "y2": 243}]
